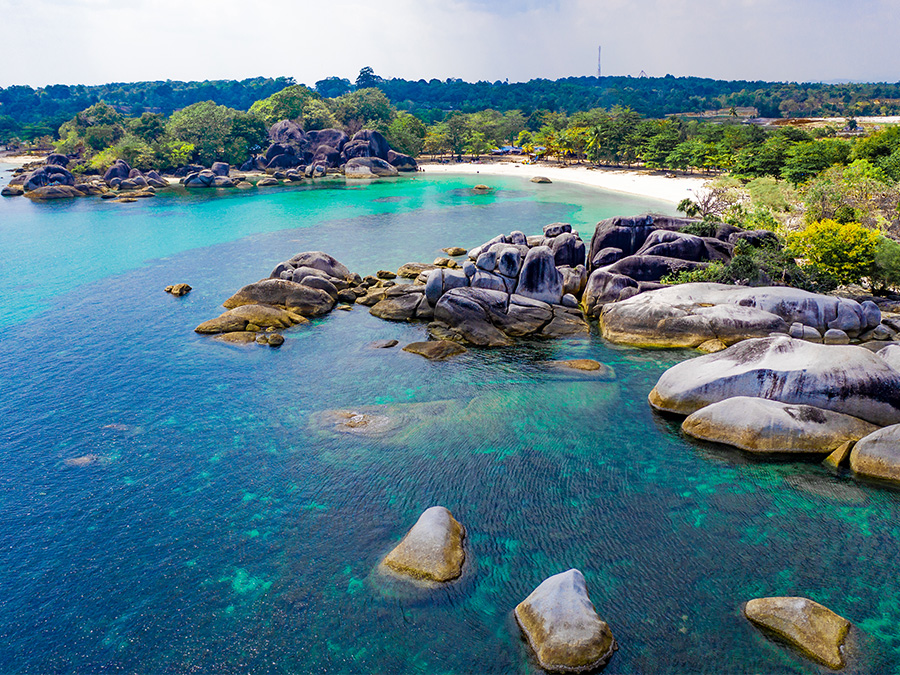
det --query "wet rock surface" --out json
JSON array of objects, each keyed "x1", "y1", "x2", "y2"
[{"x1": 382, "y1": 506, "x2": 466, "y2": 582}]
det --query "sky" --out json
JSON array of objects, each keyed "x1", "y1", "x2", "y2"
[{"x1": 0, "y1": 0, "x2": 898, "y2": 88}]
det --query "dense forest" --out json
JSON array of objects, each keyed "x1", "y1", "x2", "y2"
[{"x1": 4, "y1": 72, "x2": 900, "y2": 143}]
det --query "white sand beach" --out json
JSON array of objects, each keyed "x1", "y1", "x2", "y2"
[{"x1": 420, "y1": 161, "x2": 710, "y2": 205}]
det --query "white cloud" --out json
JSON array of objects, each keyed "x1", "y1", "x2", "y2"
[{"x1": 0, "y1": 0, "x2": 897, "y2": 88}]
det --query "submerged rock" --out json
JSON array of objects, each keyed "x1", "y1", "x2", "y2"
[
  {"x1": 682, "y1": 397, "x2": 878, "y2": 454},
  {"x1": 515, "y1": 569, "x2": 617, "y2": 673},
  {"x1": 649, "y1": 336, "x2": 900, "y2": 426},
  {"x1": 382, "y1": 506, "x2": 466, "y2": 582},
  {"x1": 744, "y1": 596, "x2": 852, "y2": 669},
  {"x1": 402, "y1": 340, "x2": 467, "y2": 360}
]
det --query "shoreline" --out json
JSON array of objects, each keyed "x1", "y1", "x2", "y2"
[{"x1": 419, "y1": 161, "x2": 709, "y2": 205}]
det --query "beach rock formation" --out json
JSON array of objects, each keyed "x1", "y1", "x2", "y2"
[
  {"x1": 23, "y1": 164, "x2": 76, "y2": 192},
  {"x1": 515, "y1": 569, "x2": 617, "y2": 673},
  {"x1": 744, "y1": 597, "x2": 852, "y2": 669},
  {"x1": 382, "y1": 506, "x2": 466, "y2": 582},
  {"x1": 249, "y1": 123, "x2": 417, "y2": 175},
  {"x1": 164, "y1": 283, "x2": 192, "y2": 297},
  {"x1": 598, "y1": 283, "x2": 881, "y2": 348},
  {"x1": 23, "y1": 185, "x2": 82, "y2": 200},
  {"x1": 402, "y1": 340, "x2": 467, "y2": 360},
  {"x1": 649, "y1": 335, "x2": 900, "y2": 426},
  {"x1": 682, "y1": 397, "x2": 878, "y2": 454},
  {"x1": 366, "y1": 225, "x2": 589, "y2": 346},
  {"x1": 581, "y1": 213, "x2": 790, "y2": 315},
  {"x1": 849, "y1": 424, "x2": 900, "y2": 484},
  {"x1": 345, "y1": 157, "x2": 399, "y2": 179}
]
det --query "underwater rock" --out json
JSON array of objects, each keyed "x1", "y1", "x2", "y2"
[
  {"x1": 650, "y1": 336, "x2": 900, "y2": 426},
  {"x1": 382, "y1": 506, "x2": 466, "y2": 582},
  {"x1": 744, "y1": 596, "x2": 851, "y2": 670},
  {"x1": 515, "y1": 569, "x2": 617, "y2": 673},
  {"x1": 402, "y1": 340, "x2": 467, "y2": 360},
  {"x1": 681, "y1": 397, "x2": 878, "y2": 454},
  {"x1": 369, "y1": 339, "x2": 399, "y2": 349},
  {"x1": 544, "y1": 360, "x2": 616, "y2": 380},
  {"x1": 531, "y1": 176, "x2": 552, "y2": 183},
  {"x1": 849, "y1": 424, "x2": 900, "y2": 484}
]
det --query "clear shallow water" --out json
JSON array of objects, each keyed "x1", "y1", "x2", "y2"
[{"x1": 0, "y1": 175, "x2": 898, "y2": 674}]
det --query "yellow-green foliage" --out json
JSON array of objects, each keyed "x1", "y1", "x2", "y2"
[
  {"x1": 248, "y1": 84, "x2": 319, "y2": 126},
  {"x1": 786, "y1": 219, "x2": 879, "y2": 285}
]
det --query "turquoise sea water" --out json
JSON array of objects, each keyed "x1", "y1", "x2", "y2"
[{"x1": 1, "y1": 171, "x2": 898, "y2": 674}]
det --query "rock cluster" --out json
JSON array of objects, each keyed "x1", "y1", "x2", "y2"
[
  {"x1": 181, "y1": 162, "x2": 236, "y2": 188},
  {"x1": 104, "y1": 159, "x2": 168, "y2": 189},
  {"x1": 582, "y1": 214, "x2": 777, "y2": 316},
  {"x1": 195, "y1": 251, "x2": 357, "y2": 346},
  {"x1": 363, "y1": 224, "x2": 588, "y2": 346},
  {"x1": 241, "y1": 122, "x2": 417, "y2": 175}
]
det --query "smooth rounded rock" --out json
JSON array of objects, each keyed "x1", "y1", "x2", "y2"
[
  {"x1": 824, "y1": 328, "x2": 850, "y2": 345},
  {"x1": 744, "y1": 597, "x2": 851, "y2": 670},
  {"x1": 650, "y1": 335, "x2": 900, "y2": 426},
  {"x1": 382, "y1": 506, "x2": 466, "y2": 582},
  {"x1": 850, "y1": 424, "x2": 900, "y2": 483},
  {"x1": 402, "y1": 340, "x2": 467, "y2": 360},
  {"x1": 515, "y1": 569, "x2": 617, "y2": 673},
  {"x1": 682, "y1": 397, "x2": 878, "y2": 454}
]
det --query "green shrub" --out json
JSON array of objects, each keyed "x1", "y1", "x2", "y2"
[
  {"x1": 786, "y1": 219, "x2": 879, "y2": 286},
  {"x1": 663, "y1": 238, "x2": 838, "y2": 292},
  {"x1": 680, "y1": 220, "x2": 720, "y2": 238}
]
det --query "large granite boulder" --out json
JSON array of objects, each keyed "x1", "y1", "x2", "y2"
[
  {"x1": 387, "y1": 149, "x2": 418, "y2": 171},
  {"x1": 515, "y1": 569, "x2": 617, "y2": 673},
  {"x1": 849, "y1": 424, "x2": 900, "y2": 483},
  {"x1": 369, "y1": 286, "x2": 428, "y2": 321},
  {"x1": 268, "y1": 120, "x2": 307, "y2": 145},
  {"x1": 744, "y1": 597, "x2": 852, "y2": 670},
  {"x1": 381, "y1": 506, "x2": 466, "y2": 582},
  {"x1": 271, "y1": 251, "x2": 353, "y2": 282},
  {"x1": 103, "y1": 159, "x2": 132, "y2": 183},
  {"x1": 24, "y1": 185, "x2": 82, "y2": 200},
  {"x1": 650, "y1": 335, "x2": 900, "y2": 426},
  {"x1": 588, "y1": 213, "x2": 698, "y2": 271},
  {"x1": 211, "y1": 162, "x2": 230, "y2": 177},
  {"x1": 345, "y1": 157, "x2": 399, "y2": 179},
  {"x1": 24, "y1": 164, "x2": 76, "y2": 191},
  {"x1": 432, "y1": 288, "x2": 513, "y2": 347},
  {"x1": 46, "y1": 153, "x2": 69, "y2": 167},
  {"x1": 635, "y1": 229, "x2": 707, "y2": 261},
  {"x1": 600, "y1": 254, "x2": 708, "y2": 283},
  {"x1": 682, "y1": 396, "x2": 879, "y2": 454},
  {"x1": 223, "y1": 279, "x2": 336, "y2": 316},
  {"x1": 195, "y1": 304, "x2": 306, "y2": 333},
  {"x1": 350, "y1": 129, "x2": 390, "y2": 160},
  {"x1": 515, "y1": 246, "x2": 563, "y2": 304},
  {"x1": 307, "y1": 128, "x2": 349, "y2": 154},
  {"x1": 599, "y1": 283, "x2": 879, "y2": 348}
]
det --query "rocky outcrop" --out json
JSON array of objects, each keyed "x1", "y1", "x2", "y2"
[
  {"x1": 23, "y1": 164, "x2": 75, "y2": 192},
  {"x1": 598, "y1": 283, "x2": 880, "y2": 347},
  {"x1": 196, "y1": 251, "x2": 356, "y2": 347},
  {"x1": 682, "y1": 397, "x2": 878, "y2": 454},
  {"x1": 103, "y1": 159, "x2": 132, "y2": 183},
  {"x1": 24, "y1": 185, "x2": 82, "y2": 200},
  {"x1": 582, "y1": 213, "x2": 788, "y2": 314},
  {"x1": 649, "y1": 336, "x2": 900, "y2": 426},
  {"x1": 345, "y1": 157, "x2": 399, "y2": 179},
  {"x1": 744, "y1": 597, "x2": 852, "y2": 670},
  {"x1": 164, "y1": 283, "x2": 192, "y2": 297},
  {"x1": 849, "y1": 424, "x2": 900, "y2": 484},
  {"x1": 183, "y1": 168, "x2": 235, "y2": 188},
  {"x1": 387, "y1": 149, "x2": 418, "y2": 171},
  {"x1": 515, "y1": 569, "x2": 617, "y2": 673},
  {"x1": 382, "y1": 506, "x2": 466, "y2": 582}
]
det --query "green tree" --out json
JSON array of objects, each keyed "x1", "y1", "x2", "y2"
[
  {"x1": 355, "y1": 66, "x2": 382, "y2": 89},
  {"x1": 386, "y1": 112, "x2": 426, "y2": 156},
  {"x1": 301, "y1": 99, "x2": 338, "y2": 130},
  {"x1": 423, "y1": 125, "x2": 450, "y2": 159},
  {"x1": 329, "y1": 88, "x2": 395, "y2": 134},
  {"x1": 129, "y1": 112, "x2": 165, "y2": 144},
  {"x1": 249, "y1": 84, "x2": 319, "y2": 126},
  {"x1": 165, "y1": 100, "x2": 236, "y2": 165},
  {"x1": 444, "y1": 113, "x2": 469, "y2": 160},
  {"x1": 465, "y1": 131, "x2": 490, "y2": 160},
  {"x1": 781, "y1": 138, "x2": 851, "y2": 185}
]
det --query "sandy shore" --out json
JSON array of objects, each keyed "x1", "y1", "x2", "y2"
[
  {"x1": 420, "y1": 161, "x2": 709, "y2": 205},
  {"x1": 0, "y1": 153, "x2": 44, "y2": 167}
]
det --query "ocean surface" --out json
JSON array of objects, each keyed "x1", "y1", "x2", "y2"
[{"x1": 0, "y1": 169, "x2": 898, "y2": 674}]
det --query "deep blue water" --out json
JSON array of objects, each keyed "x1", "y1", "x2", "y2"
[{"x1": 1, "y1": 172, "x2": 898, "y2": 674}]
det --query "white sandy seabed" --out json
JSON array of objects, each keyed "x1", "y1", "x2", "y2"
[{"x1": 420, "y1": 161, "x2": 710, "y2": 205}]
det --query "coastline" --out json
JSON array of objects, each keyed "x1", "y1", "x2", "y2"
[{"x1": 419, "y1": 161, "x2": 709, "y2": 205}]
